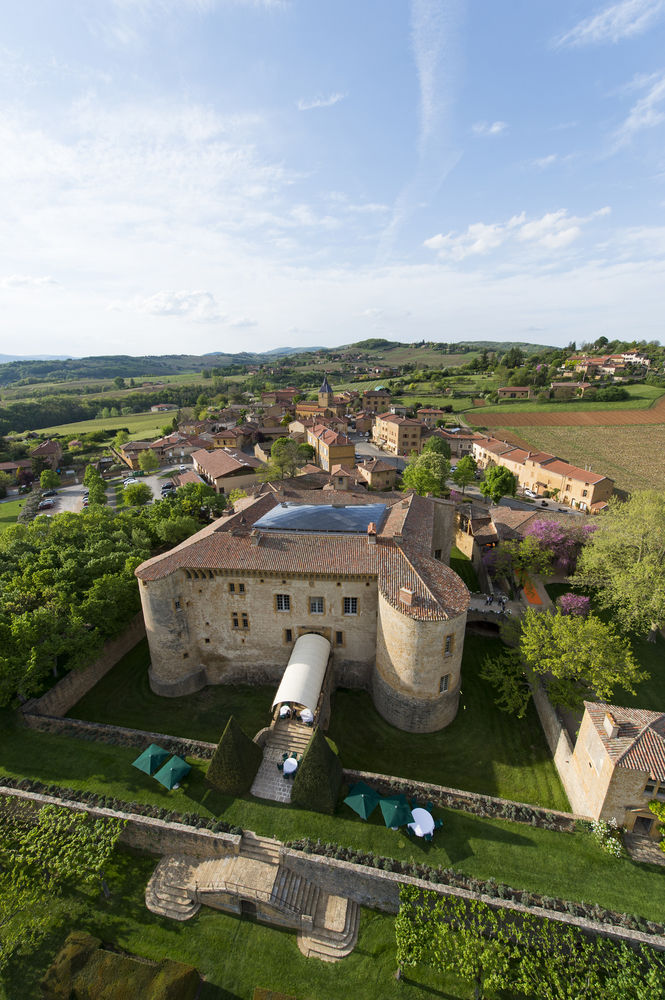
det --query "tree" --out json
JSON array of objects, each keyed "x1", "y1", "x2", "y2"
[
  {"x1": 227, "y1": 489, "x2": 247, "y2": 507},
  {"x1": 30, "y1": 455, "x2": 49, "y2": 479},
  {"x1": 123, "y1": 482, "x2": 152, "y2": 506},
  {"x1": 0, "y1": 802, "x2": 123, "y2": 971},
  {"x1": 259, "y1": 437, "x2": 301, "y2": 481},
  {"x1": 113, "y1": 376, "x2": 125, "y2": 389},
  {"x1": 0, "y1": 471, "x2": 13, "y2": 498},
  {"x1": 290, "y1": 728, "x2": 343, "y2": 814},
  {"x1": 519, "y1": 608, "x2": 645, "y2": 709},
  {"x1": 480, "y1": 649, "x2": 531, "y2": 718},
  {"x1": 83, "y1": 464, "x2": 101, "y2": 487},
  {"x1": 401, "y1": 452, "x2": 450, "y2": 497},
  {"x1": 206, "y1": 716, "x2": 263, "y2": 795},
  {"x1": 557, "y1": 593, "x2": 591, "y2": 617},
  {"x1": 422, "y1": 435, "x2": 451, "y2": 459},
  {"x1": 155, "y1": 515, "x2": 199, "y2": 546},
  {"x1": 171, "y1": 482, "x2": 226, "y2": 519},
  {"x1": 525, "y1": 518, "x2": 596, "y2": 575},
  {"x1": 39, "y1": 469, "x2": 60, "y2": 491},
  {"x1": 296, "y1": 442, "x2": 315, "y2": 464},
  {"x1": 573, "y1": 491, "x2": 665, "y2": 638},
  {"x1": 138, "y1": 449, "x2": 159, "y2": 474},
  {"x1": 478, "y1": 466, "x2": 516, "y2": 505},
  {"x1": 452, "y1": 455, "x2": 477, "y2": 495}
]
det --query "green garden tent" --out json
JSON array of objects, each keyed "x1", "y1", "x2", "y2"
[
  {"x1": 343, "y1": 781, "x2": 380, "y2": 820},
  {"x1": 153, "y1": 755, "x2": 191, "y2": 790},
  {"x1": 379, "y1": 794, "x2": 413, "y2": 828},
  {"x1": 131, "y1": 743, "x2": 170, "y2": 776}
]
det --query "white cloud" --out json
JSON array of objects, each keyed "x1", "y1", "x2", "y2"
[
  {"x1": 297, "y1": 92, "x2": 346, "y2": 111},
  {"x1": 424, "y1": 208, "x2": 611, "y2": 260},
  {"x1": 532, "y1": 154, "x2": 559, "y2": 169},
  {"x1": 614, "y1": 71, "x2": 665, "y2": 145},
  {"x1": 0, "y1": 274, "x2": 57, "y2": 288},
  {"x1": 134, "y1": 290, "x2": 226, "y2": 322},
  {"x1": 229, "y1": 316, "x2": 258, "y2": 328},
  {"x1": 555, "y1": 0, "x2": 665, "y2": 47},
  {"x1": 471, "y1": 120, "x2": 507, "y2": 137}
]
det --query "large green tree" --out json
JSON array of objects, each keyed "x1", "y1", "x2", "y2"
[
  {"x1": 451, "y1": 455, "x2": 477, "y2": 495},
  {"x1": 573, "y1": 490, "x2": 665, "y2": 638},
  {"x1": 478, "y1": 465, "x2": 517, "y2": 505},
  {"x1": 39, "y1": 469, "x2": 60, "y2": 491},
  {"x1": 422, "y1": 435, "x2": 451, "y2": 459},
  {"x1": 123, "y1": 482, "x2": 153, "y2": 506},
  {"x1": 401, "y1": 452, "x2": 450, "y2": 497},
  {"x1": 138, "y1": 449, "x2": 159, "y2": 474},
  {"x1": 519, "y1": 608, "x2": 645, "y2": 709},
  {"x1": 259, "y1": 436, "x2": 300, "y2": 480}
]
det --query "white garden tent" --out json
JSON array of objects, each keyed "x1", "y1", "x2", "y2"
[{"x1": 271, "y1": 633, "x2": 331, "y2": 715}]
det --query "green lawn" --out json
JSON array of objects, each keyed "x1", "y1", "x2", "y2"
[
  {"x1": 0, "y1": 497, "x2": 25, "y2": 533},
  {"x1": 1, "y1": 710, "x2": 664, "y2": 925},
  {"x1": 69, "y1": 636, "x2": 566, "y2": 810},
  {"x1": 69, "y1": 640, "x2": 274, "y2": 742},
  {"x1": 35, "y1": 410, "x2": 167, "y2": 440},
  {"x1": 469, "y1": 383, "x2": 665, "y2": 417},
  {"x1": 449, "y1": 545, "x2": 481, "y2": 593},
  {"x1": 544, "y1": 582, "x2": 665, "y2": 711},
  {"x1": 0, "y1": 850, "x2": 479, "y2": 1000},
  {"x1": 329, "y1": 635, "x2": 568, "y2": 810}
]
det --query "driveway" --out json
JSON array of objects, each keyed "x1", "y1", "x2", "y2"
[{"x1": 351, "y1": 437, "x2": 407, "y2": 472}]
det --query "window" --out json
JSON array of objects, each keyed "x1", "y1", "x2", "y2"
[
  {"x1": 174, "y1": 599, "x2": 181, "y2": 610},
  {"x1": 242, "y1": 613, "x2": 249, "y2": 629},
  {"x1": 343, "y1": 597, "x2": 358, "y2": 615},
  {"x1": 284, "y1": 628, "x2": 293, "y2": 644},
  {"x1": 645, "y1": 781, "x2": 656, "y2": 795},
  {"x1": 439, "y1": 674, "x2": 450, "y2": 693},
  {"x1": 310, "y1": 597, "x2": 324, "y2": 615},
  {"x1": 239, "y1": 583, "x2": 245, "y2": 593},
  {"x1": 444, "y1": 635, "x2": 454, "y2": 656},
  {"x1": 205, "y1": 637, "x2": 210, "y2": 644},
  {"x1": 276, "y1": 594, "x2": 291, "y2": 612},
  {"x1": 228, "y1": 583, "x2": 235, "y2": 593},
  {"x1": 232, "y1": 613, "x2": 239, "y2": 628},
  {"x1": 183, "y1": 652, "x2": 189, "y2": 659},
  {"x1": 335, "y1": 631, "x2": 344, "y2": 646},
  {"x1": 434, "y1": 549, "x2": 441, "y2": 560}
]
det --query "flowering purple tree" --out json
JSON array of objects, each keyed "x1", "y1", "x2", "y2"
[
  {"x1": 525, "y1": 519, "x2": 597, "y2": 574},
  {"x1": 557, "y1": 592, "x2": 591, "y2": 617}
]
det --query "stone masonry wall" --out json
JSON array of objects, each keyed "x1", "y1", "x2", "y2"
[
  {"x1": 21, "y1": 713, "x2": 218, "y2": 758},
  {"x1": 529, "y1": 679, "x2": 587, "y2": 815},
  {"x1": 23, "y1": 615, "x2": 146, "y2": 718}
]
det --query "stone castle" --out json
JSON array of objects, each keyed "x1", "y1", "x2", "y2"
[{"x1": 135, "y1": 489, "x2": 470, "y2": 733}]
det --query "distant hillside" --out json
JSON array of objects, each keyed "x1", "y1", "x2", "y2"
[{"x1": 0, "y1": 354, "x2": 72, "y2": 363}]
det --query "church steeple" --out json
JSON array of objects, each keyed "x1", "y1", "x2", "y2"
[{"x1": 318, "y1": 374, "x2": 334, "y2": 408}]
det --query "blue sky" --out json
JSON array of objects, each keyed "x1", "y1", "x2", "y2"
[{"x1": 1, "y1": 0, "x2": 664, "y2": 356}]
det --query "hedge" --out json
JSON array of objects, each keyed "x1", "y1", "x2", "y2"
[{"x1": 206, "y1": 715, "x2": 263, "y2": 796}]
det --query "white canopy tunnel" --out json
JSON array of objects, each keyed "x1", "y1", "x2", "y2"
[{"x1": 271, "y1": 633, "x2": 332, "y2": 715}]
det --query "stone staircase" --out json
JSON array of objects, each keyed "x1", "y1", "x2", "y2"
[
  {"x1": 240, "y1": 832, "x2": 282, "y2": 865},
  {"x1": 145, "y1": 855, "x2": 200, "y2": 921},
  {"x1": 250, "y1": 719, "x2": 313, "y2": 803},
  {"x1": 298, "y1": 891, "x2": 360, "y2": 962},
  {"x1": 270, "y1": 865, "x2": 320, "y2": 917},
  {"x1": 270, "y1": 719, "x2": 312, "y2": 755}
]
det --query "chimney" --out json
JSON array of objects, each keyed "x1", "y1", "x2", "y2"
[
  {"x1": 250, "y1": 529, "x2": 261, "y2": 547},
  {"x1": 603, "y1": 712, "x2": 619, "y2": 739},
  {"x1": 399, "y1": 587, "x2": 414, "y2": 606},
  {"x1": 367, "y1": 522, "x2": 377, "y2": 545}
]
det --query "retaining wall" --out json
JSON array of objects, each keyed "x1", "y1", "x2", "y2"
[
  {"x1": 529, "y1": 680, "x2": 589, "y2": 817},
  {"x1": 22, "y1": 615, "x2": 146, "y2": 718},
  {"x1": 20, "y1": 713, "x2": 217, "y2": 759}
]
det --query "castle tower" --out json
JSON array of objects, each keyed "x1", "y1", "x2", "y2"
[{"x1": 318, "y1": 374, "x2": 334, "y2": 409}]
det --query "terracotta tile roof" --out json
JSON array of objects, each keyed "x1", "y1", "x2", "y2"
[
  {"x1": 538, "y1": 459, "x2": 608, "y2": 484},
  {"x1": 376, "y1": 412, "x2": 423, "y2": 427},
  {"x1": 473, "y1": 436, "x2": 515, "y2": 457},
  {"x1": 585, "y1": 702, "x2": 665, "y2": 782},
  {"x1": 121, "y1": 440, "x2": 153, "y2": 453},
  {"x1": 173, "y1": 470, "x2": 205, "y2": 487},
  {"x1": 136, "y1": 490, "x2": 469, "y2": 621},
  {"x1": 30, "y1": 439, "x2": 61, "y2": 455},
  {"x1": 192, "y1": 448, "x2": 263, "y2": 479},
  {"x1": 311, "y1": 424, "x2": 350, "y2": 446},
  {"x1": 359, "y1": 458, "x2": 394, "y2": 473}
]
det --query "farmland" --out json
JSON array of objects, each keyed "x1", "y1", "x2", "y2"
[
  {"x1": 468, "y1": 387, "x2": 665, "y2": 428},
  {"x1": 34, "y1": 410, "x2": 168, "y2": 440},
  {"x1": 489, "y1": 424, "x2": 665, "y2": 494}
]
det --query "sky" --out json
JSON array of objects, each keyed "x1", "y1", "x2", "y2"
[{"x1": 1, "y1": 0, "x2": 664, "y2": 357}]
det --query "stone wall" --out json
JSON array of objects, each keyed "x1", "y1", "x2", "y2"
[
  {"x1": 22, "y1": 615, "x2": 146, "y2": 718},
  {"x1": 20, "y1": 713, "x2": 218, "y2": 758},
  {"x1": 0, "y1": 787, "x2": 241, "y2": 859},
  {"x1": 530, "y1": 680, "x2": 591, "y2": 818}
]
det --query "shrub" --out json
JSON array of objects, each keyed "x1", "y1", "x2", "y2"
[
  {"x1": 290, "y1": 727, "x2": 343, "y2": 815},
  {"x1": 205, "y1": 715, "x2": 263, "y2": 796}
]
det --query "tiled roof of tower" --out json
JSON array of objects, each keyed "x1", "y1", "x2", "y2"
[
  {"x1": 585, "y1": 702, "x2": 665, "y2": 782},
  {"x1": 135, "y1": 490, "x2": 469, "y2": 621},
  {"x1": 319, "y1": 374, "x2": 333, "y2": 395}
]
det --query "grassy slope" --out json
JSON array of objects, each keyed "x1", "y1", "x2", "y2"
[
  {"x1": 35, "y1": 410, "x2": 168, "y2": 440},
  {"x1": 1, "y1": 710, "x2": 663, "y2": 923},
  {"x1": 0, "y1": 498, "x2": 25, "y2": 533},
  {"x1": 470, "y1": 384, "x2": 665, "y2": 417},
  {"x1": 69, "y1": 637, "x2": 566, "y2": 809},
  {"x1": 449, "y1": 545, "x2": 481, "y2": 593},
  {"x1": 0, "y1": 851, "x2": 474, "y2": 1000}
]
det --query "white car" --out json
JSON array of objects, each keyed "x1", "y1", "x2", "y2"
[
  {"x1": 123, "y1": 478, "x2": 138, "y2": 486},
  {"x1": 524, "y1": 488, "x2": 538, "y2": 499}
]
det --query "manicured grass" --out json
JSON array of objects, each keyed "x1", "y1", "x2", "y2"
[
  {"x1": 449, "y1": 545, "x2": 480, "y2": 593},
  {"x1": 68, "y1": 640, "x2": 274, "y2": 742},
  {"x1": 0, "y1": 850, "x2": 475, "y2": 1000},
  {"x1": 1, "y1": 710, "x2": 664, "y2": 925},
  {"x1": 329, "y1": 635, "x2": 568, "y2": 811},
  {"x1": 0, "y1": 497, "x2": 25, "y2": 533},
  {"x1": 35, "y1": 410, "x2": 167, "y2": 440},
  {"x1": 69, "y1": 637, "x2": 565, "y2": 809},
  {"x1": 545, "y1": 582, "x2": 665, "y2": 710}
]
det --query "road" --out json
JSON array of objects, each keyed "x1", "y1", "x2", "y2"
[{"x1": 350, "y1": 436, "x2": 407, "y2": 472}]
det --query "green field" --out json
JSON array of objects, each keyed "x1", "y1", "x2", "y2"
[
  {"x1": 34, "y1": 409, "x2": 168, "y2": 440},
  {"x1": 471, "y1": 383, "x2": 665, "y2": 417},
  {"x1": 0, "y1": 498, "x2": 25, "y2": 533}
]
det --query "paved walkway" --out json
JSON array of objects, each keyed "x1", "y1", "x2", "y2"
[{"x1": 250, "y1": 719, "x2": 311, "y2": 803}]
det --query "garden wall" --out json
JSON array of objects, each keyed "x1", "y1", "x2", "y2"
[
  {"x1": 20, "y1": 712, "x2": 218, "y2": 758},
  {"x1": 529, "y1": 679, "x2": 590, "y2": 817},
  {"x1": 22, "y1": 614, "x2": 146, "y2": 718},
  {"x1": 0, "y1": 786, "x2": 241, "y2": 859}
]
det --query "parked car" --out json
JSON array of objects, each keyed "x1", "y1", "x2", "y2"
[
  {"x1": 524, "y1": 488, "x2": 538, "y2": 499},
  {"x1": 41, "y1": 489, "x2": 57, "y2": 497},
  {"x1": 123, "y1": 478, "x2": 138, "y2": 487},
  {"x1": 38, "y1": 499, "x2": 54, "y2": 510}
]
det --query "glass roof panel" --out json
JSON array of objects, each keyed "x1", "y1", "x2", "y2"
[{"x1": 254, "y1": 502, "x2": 388, "y2": 534}]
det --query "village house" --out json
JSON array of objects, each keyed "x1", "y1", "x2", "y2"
[
  {"x1": 496, "y1": 386, "x2": 533, "y2": 401},
  {"x1": 356, "y1": 458, "x2": 398, "y2": 491},
  {"x1": 428, "y1": 427, "x2": 481, "y2": 459},
  {"x1": 191, "y1": 447, "x2": 265, "y2": 494},
  {"x1": 306, "y1": 424, "x2": 355, "y2": 472},
  {"x1": 416, "y1": 407, "x2": 449, "y2": 427},
  {"x1": 565, "y1": 703, "x2": 665, "y2": 838},
  {"x1": 150, "y1": 403, "x2": 178, "y2": 413},
  {"x1": 549, "y1": 382, "x2": 592, "y2": 399},
  {"x1": 30, "y1": 439, "x2": 62, "y2": 471},
  {"x1": 117, "y1": 440, "x2": 153, "y2": 471},
  {"x1": 150, "y1": 433, "x2": 211, "y2": 464},
  {"x1": 361, "y1": 386, "x2": 391, "y2": 413},
  {"x1": 135, "y1": 489, "x2": 468, "y2": 733},
  {"x1": 372, "y1": 412, "x2": 424, "y2": 456},
  {"x1": 353, "y1": 410, "x2": 374, "y2": 434}
]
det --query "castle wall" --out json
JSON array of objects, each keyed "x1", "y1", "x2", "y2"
[
  {"x1": 429, "y1": 499, "x2": 455, "y2": 564},
  {"x1": 140, "y1": 570, "x2": 378, "y2": 696},
  {"x1": 372, "y1": 592, "x2": 466, "y2": 732}
]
